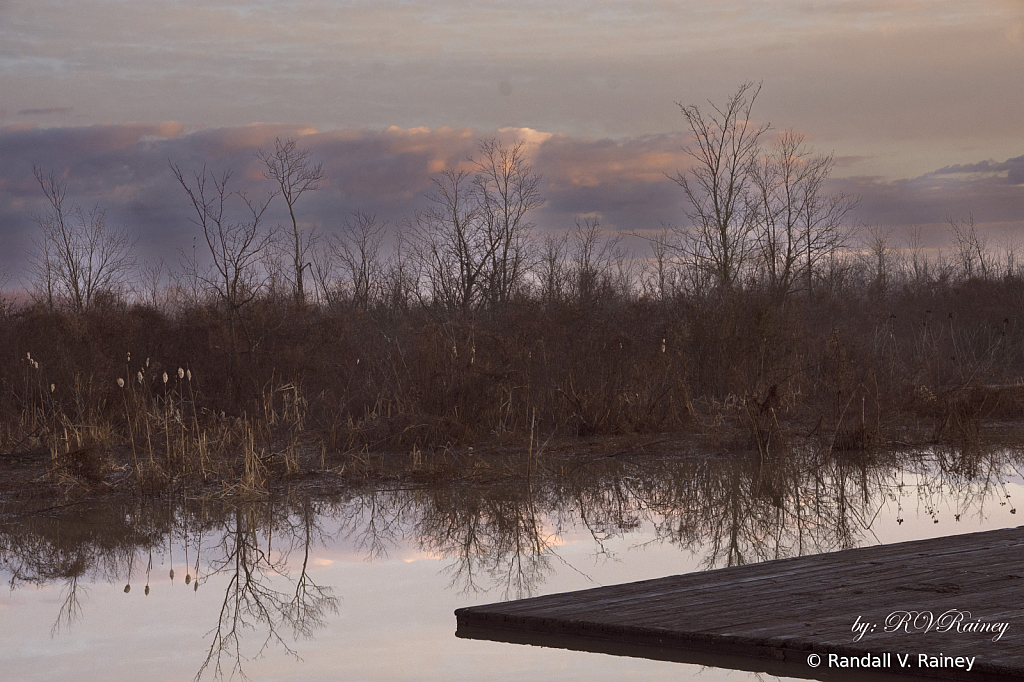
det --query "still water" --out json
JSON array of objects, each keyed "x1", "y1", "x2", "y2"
[{"x1": 1, "y1": 445, "x2": 1022, "y2": 681}]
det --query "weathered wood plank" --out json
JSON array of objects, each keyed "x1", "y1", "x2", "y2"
[{"x1": 456, "y1": 526, "x2": 1024, "y2": 681}]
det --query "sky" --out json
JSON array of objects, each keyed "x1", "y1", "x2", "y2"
[{"x1": 1, "y1": 0, "x2": 1023, "y2": 283}]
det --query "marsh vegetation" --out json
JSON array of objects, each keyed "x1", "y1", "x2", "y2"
[{"x1": 3, "y1": 84, "x2": 1024, "y2": 496}]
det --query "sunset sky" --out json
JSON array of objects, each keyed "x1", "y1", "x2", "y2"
[{"x1": 2, "y1": 0, "x2": 1023, "y2": 279}]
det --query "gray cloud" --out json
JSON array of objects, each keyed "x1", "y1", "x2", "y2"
[
  {"x1": 0, "y1": 123, "x2": 1021, "y2": 286},
  {"x1": 927, "y1": 155, "x2": 1024, "y2": 186}
]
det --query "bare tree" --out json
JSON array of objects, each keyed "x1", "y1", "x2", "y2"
[
  {"x1": 537, "y1": 232, "x2": 569, "y2": 304},
  {"x1": 408, "y1": 168, "x2": 494, "y2": 314},
  {"x1": 380, "y1": 231, "x2": 418, "y2": 312},
  {"x1": 905, "y1": 225, "x2": 928, "y2": 288},
  {"x1": 641, "y1": 228, "x2": 682, "y2": 300},
  {"x1": 947, "y1": 215, "x2": 991, "y2": 281},
  {"x1": 256, "y1": 138, "x2": 326, "y2": 305},
  {"x1": 862, "y1": 225, "x2": 897, "y2": 297},
  {"x1": 568, "y1": 217, "x2": 623, "y2": 306},
  {"x1": 327, "y1": 211, "x2": 387, "y2": 309},
  {"x1": 671, "y1": 82, "x2": 769, "y2": 291},
  {"x1": 473, "y1": 139, "x2": 543, "y2": 307},
  {"x1": 750, "y1": 131, "x2": 855, "y2": 301},
  {"x1": 997, "y1": 231, "x2": 1022, "y2": 279},
  {"x1": 406, "y1": 139, "x2": 543, "y2": 315},
  {"x1": 171, "y1": 164, "x2": 275, "y2": 378},
  {"x1": 28, "y1": 166, "x2": 137, "y2": 312}
]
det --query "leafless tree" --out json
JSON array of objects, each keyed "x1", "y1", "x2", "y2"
[
  {"x1": 408, "y1": 168, "x2": 493, "y2": 314},
  {"x1": 947, "y1": 215, "x2": 991, "y2": 280},
  {"x1": 171, "y1": 164, "x2": 275, "y2": 377},
  {"x1": 326, "y1": 211, "x2": 387, "y2": 309},
  {"x1": 640, "y1": 228, "x2": 682, "y2": 300},
  {"x1": 257, "y1": 138, "x2": 326, "y2": 305},
  {"x1": 997, "y1": 232, "x2": 1022, "y2": 279},
  {"x1": 473, "y1": 139, "x2": 543, "y2": 307},
  {"x1": 862, "y1": 225, "x2": 898, "y2": 297},
  {"x1": 671, "y1": 82, "x2": 769, "y2": 291},
  {"x1": 750, "y1": 131, "x2": 856, "y2": 301},
  {"x1": 27, "y1": 166, "x2": 137, "y2": 312},
  {"x1": 380, "y1": 231, "x2": 418, "y2": 312},
  {"x1": 406, "y1": 139, "x2": 542, "y2": 315},
  {"x1": 537, "y1": 232, "x2": 569, "y2": 304},
  {"x1": 568, "y1": 217, "x2": 623, "y2": 305}
]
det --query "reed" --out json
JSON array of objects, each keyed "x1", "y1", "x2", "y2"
[{"x1": 1, "y1": 263, "x2": 1023, "y2": 498}]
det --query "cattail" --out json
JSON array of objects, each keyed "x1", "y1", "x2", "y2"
[
  {"x1": 144, "y1": 585, "x2": 150, "y2": 596},
  {"x1": 186, "y1": 369, "x2": 192, "y2": 381},
  {"x1": 124, "y1": 584, "x2": 131, "y2": 593},
  {"x1": 162, "y1": 372, "x2": 168, "y2": 384},
  {"x1": 169, "y1": 568, "x2": 175, "y2": 580},
  {"x1": 33, "y1": 360, "x2": 39, "y2": 369},
  {"x1": 127, "y1": 352, "x2": 131, "y2": 362},
  {"x1": 50, "y1": 383, "x2": 55, "y2": 393},
  {"x1": 117, "y1": 378, "x2": 125, "y2": 388},
  {"x1": 137, "y1": 371, "x2": 144, "y2": 384},
  {"x1": 661, "y1": 338, "x2": 666, "y2": 353},
  {"x1": 194, "y1": 582, "x2": 199, "y2": 592},
  {"x1": 185, "y1": 574, "x2": 192, "y2": 585},
  {"x1": 177, "y1": 367, "x2": 184, "y2": 379}
]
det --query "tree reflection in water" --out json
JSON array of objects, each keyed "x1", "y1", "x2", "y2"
[
  {"x1": 0, "y1": 443, "x2": 1020, "y2": 679},
  {"x1": 195, "y1": 499, "x2": 339, "y2": 681}
]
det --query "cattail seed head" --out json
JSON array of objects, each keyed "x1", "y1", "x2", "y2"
[
  {"x1": 661, "y1": 338, "x2": 666, "y2": 353},
  {"x1": 26, "y1": 352, "x2": 31, "y2": 360},
  {"x1": 124, "y1": 584, "x2": 131, "y2": 593},
  {"x1": 146, "y1": 358, "x2": 150, "y2": 368},
  {"x1": 137, "y1": 371, "x2": 144, "y2": 384},
  {"x1": 33, "y1": 360, "x2": 39, "y2": 369},
  {"x1": 144, "y1": 585, "x2": 150, "y2": 596},
  {"x1": 185, "y1": 574, "x2": 192, "y2": 585},
  {"x1": 117, "y1": 378, "x2": 125, "y2": 388},
  {"x1": 162, "y1": 372, "x2": 168, "y2": 384},
  {"x1": 194, "y1": 582, "x2": 199, "y2": 592},
  {"x1": 178, "y1": 367, "x2": 184, "y2": 379},
  {"x1": 127, "y1": 352, "x2": 131, "y2": 362},
  {"x1": 50, "y1": 384, "x2": 55, "y2": 393},
  {"x1": 169, "y1": 568, "x2": 175, "y2": 580},
  {"x1": 186, "y1": 369, "x2": 192, "y2": 381}
]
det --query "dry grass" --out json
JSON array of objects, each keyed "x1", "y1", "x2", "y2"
[{"x1": 1, "y1": 272, "x2": 1024, "y2": 498}]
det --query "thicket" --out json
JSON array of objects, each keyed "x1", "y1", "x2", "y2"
[
  {"x1": 3, "y1": 85, "x2": 1023, "y2": 492},
  {"x1": 3, "y1": 255, "x2": 1023, "y2": 488}
]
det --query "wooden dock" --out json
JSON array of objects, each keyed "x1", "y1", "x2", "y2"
[{"x1": 456, "y1": 526, "x2": 1024, "y2": 681}]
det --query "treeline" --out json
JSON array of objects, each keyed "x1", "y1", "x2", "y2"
[{"x1": 2, "y1": 84, "x2": 1023, "y2": 489}]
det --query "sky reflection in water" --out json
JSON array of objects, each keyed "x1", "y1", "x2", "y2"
[{"x1": 1, "y1": 446, "x2": 1022, "y2": 681}]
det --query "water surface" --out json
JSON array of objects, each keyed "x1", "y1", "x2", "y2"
[{"x1": 1, "y1": 445, "x2": 1021, "y2": 681}]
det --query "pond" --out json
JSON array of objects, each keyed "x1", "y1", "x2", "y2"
[{"x1": 1, "y1": 444, "x2": 1022, "y2": 681}]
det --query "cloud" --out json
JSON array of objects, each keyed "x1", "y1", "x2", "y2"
[
  {"x1": 3, "y1": 0, "x2": 1023, "y2": 172},
  {"x1": 0, "y1": 123, "x2": 1021, "y2": 285},
  {"x1": 926, "y1": 155, "x2": 1024, "y2": 185}
]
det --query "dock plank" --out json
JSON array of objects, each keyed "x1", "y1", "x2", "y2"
[{"x1": 456, "y1": 526, "x2": 1024, "y2": 681}]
